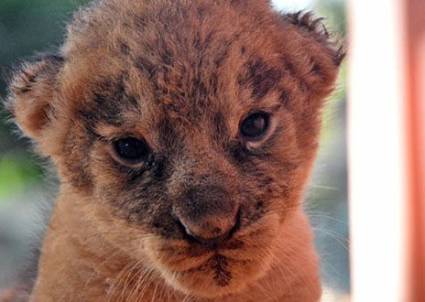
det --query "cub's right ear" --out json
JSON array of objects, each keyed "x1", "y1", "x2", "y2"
[{"x1": 6, "y1": 54, "x2": 64, "y2": 141}]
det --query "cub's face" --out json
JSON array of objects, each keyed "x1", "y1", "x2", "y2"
[{"x1": 7, "y1": 0, "x2": 342, "y2": 298}]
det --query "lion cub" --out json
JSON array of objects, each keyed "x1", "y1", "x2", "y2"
[{"x1": 6, "y1": 0, "x2": 342, "y2": 301}]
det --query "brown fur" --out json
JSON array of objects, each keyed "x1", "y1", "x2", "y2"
[{"x1": 6, "y1": 0, "x2": 342, "y2": 301}]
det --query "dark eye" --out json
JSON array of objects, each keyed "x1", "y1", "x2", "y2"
[
  {"x1": 240, "y1": 112, "x2": 270, "y2": 140},
  {"x1": 113, "y1": 137, "x2": 150, "y2": 163}
]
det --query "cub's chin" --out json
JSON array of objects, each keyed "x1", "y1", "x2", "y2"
[
  {"x1": 143, "y1": 213, "x2": 280, "y2": 299},
  {"x1": 157, "y1": 254, "x2": 274, "y2": 299}
]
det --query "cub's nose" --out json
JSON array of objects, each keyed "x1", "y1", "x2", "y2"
[{"x1": 174, "y1": 186, "x2": 239, "y2": 246}]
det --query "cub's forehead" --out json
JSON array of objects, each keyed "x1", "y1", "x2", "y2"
[
  {"x1": 59, "y1": 1, "x2": 291, "y2": 124},
  {"x1": 57, "y1": 0, "x2": 338, "y2": 134}
]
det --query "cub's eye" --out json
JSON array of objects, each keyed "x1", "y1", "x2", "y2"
[
  {"x1": 240, "y1": 112, "x2": 270, "y2": 140},
  {"x1": 113, "y1": 137, "x2": 150, "y2": 163}
]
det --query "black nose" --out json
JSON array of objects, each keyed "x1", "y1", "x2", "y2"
[{"x1": 173, "y1": 186, "x2": 239, "y2": 246}]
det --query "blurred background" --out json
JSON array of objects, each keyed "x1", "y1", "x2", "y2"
[{"x1": 0, "y1": 0, "x2": 349, "y2": 301}]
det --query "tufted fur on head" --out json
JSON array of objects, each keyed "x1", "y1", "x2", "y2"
[{"x1": 6, "y1": 0, "x2": 343, "y2": 301}]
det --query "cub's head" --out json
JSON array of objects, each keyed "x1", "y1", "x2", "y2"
[{"x1": 6, "y1": 0, "x2": 342, "y2": 298}]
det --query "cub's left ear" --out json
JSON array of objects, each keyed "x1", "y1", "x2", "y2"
[
  {"x1": 283, "y1": 11, "x2": 345, "y2": 65},
  {"x1": 281, "y1": 11, "x2": 345, "y2": 96},
  {"x1": 6, "y1": 54, "x2": 64, "y2": 141}
]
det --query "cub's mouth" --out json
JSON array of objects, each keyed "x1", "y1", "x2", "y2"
[{"x1": 143, "y1": 212, "x2": 280, "y2": 299}]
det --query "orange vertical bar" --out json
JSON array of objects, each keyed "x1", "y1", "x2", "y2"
[{"x1": 406, "y1": 0, "x2": 425, "y2": 301}]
